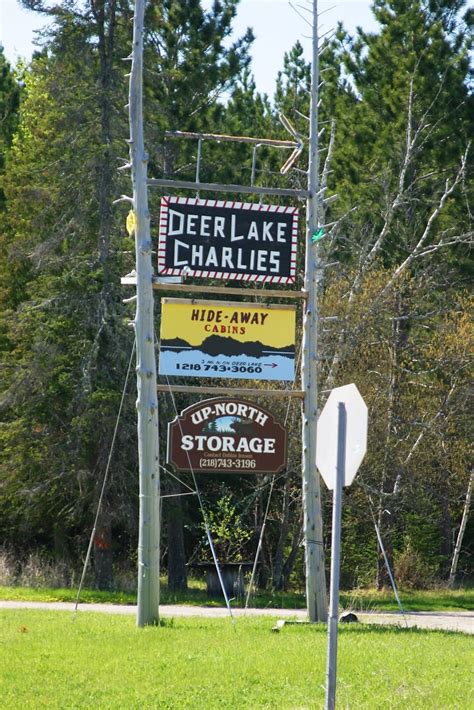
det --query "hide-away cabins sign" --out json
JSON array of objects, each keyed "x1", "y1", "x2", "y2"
[
  {"x1": 158, "y1": 298, "x2": 296, "y2": 381},
  {"x1": 158, "y1": 196, "x2": 298, "y2": 283},
  {"x1": 167, "y1": 398, "x2": 287, "y2": 474}
]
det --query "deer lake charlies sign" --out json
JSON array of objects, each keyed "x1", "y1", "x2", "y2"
[
  {"x1": 167, "y1": 398, "x2": 288, "y2": 474},
  {"x1": 158, "y1": 196, "x2": 298, "y2": 283}
]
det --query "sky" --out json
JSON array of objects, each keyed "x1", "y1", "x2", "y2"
[{"x1": 0, "y1": 0, "x2": 378, "y2": 97}]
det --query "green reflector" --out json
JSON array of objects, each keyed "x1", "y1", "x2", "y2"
[{"x1": 311, "y1": 228, "x2": 325, "y2": 243}]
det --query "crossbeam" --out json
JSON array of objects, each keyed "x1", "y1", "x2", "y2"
[
  {"x1": 157, "y1": 384, "x2": 304, "y2": 399},
  {"x1": 152, "y1": 282, "x2": 307, "y2": 300},
  {"x1": 147, "y1": 178, "x2": 309, "y2": 199},
  {"x1": 165, "y1": 129, "x2": 297, "y2": 149},
  {"x1": 121, "y1": 277, "x2": 307, "y2": 300}
]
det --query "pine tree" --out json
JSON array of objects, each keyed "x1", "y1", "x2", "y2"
[
  {"x1": 0, "y1": 47, "x2": 20, "y2": 211},
  {"x1": 315, "y1": 0, "x2": 473, "y2": 584},
  {"x1": 0, "y1": 0, "x2": 254, "y2": 590},
  {"x1": 0, "y1": 7, "x2": 134, "y2": 587}
]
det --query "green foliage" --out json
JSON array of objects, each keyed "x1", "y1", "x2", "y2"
[
  {"x1": 144, "y1": 0, "x2": 254, "y2": 182},
  {"x1": 310, "y1": 0, "x2": 473, "y2": 588},
  {"x1": 0, "y1": 0, "x2": 472, "y2": 594},
  {"x1": 342, "y1": 0, "x2": 472, "y2": 174},
  {"x1": 0, "y1": 47, "x2": 20, "y2": 210},
  {"x1": 394, "y1": 540, "x2": 438, "y2": 588},
  {"x1": 201, "y1": 494, "x2": 251, "y2": 562},
  {"x1": 0, "y1": 4, "x2": 135, "y2": 560},
  {"x1": 0, "y1": 1, "x2": 256, "y2": 586},
  {"x1": 321, "y1": 268, "x2": 472, "y2": 585}
]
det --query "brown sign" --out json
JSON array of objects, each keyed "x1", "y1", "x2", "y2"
[{"x1": 167, "y1": 398, "x2": 287, "y2": 474}]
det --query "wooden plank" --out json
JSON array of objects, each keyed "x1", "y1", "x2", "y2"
[
  {"x1": 161, "y1": 297, "x2": 296, "y2": 310},
  {"x1": 272, "y1": 619, "x2": 310, "y2": 632},
  {"x1": 165, "y1": 129, "x2": 298, "y2": 149},
  {"x1": 157, "y1": 384, "x2": 304, "y2": 399},
  {"x1": 153, "y1": 282, "x2": 307, "y2": 300},
  {"x1": 121, "y1": 277, "x2": 307, "y2": 300},
  {"x1": 271, "y1": 620, "x2": 287, "y2": 633},
  {"x1": 147, "y1": 178, "x2": 310, "y2": 199}
]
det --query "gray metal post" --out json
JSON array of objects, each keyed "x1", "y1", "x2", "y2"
[
  {"x1": 129, "y1": 0, "x2": 160, "y2": 627},
  {"x1": 301, "y1": 0, "x2": 328, "y2": 622},
  {"x1": 325, "y1": 403, "x2": 346, "y2": 710}
]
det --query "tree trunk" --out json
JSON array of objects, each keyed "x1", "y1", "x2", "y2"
[
  {"x1": 90, "y1": 1, "x2": 118, "y2": 596},
  {"x1": 449, "y1": 471, "x2": 473, "y2": 587},
  {"x1": 164, "y1": 478, "x2": 188, "y2": 591},
  {"x1": 53, "y1": 522, "x2": 69, "y2": 561},
  {"x1": 438, "y1": 473, "x2": 452, "y2": 578},
  {"x1": 376, "y1": 294, "x2": 405, "y2": 589},
  {"x1": 95, "y1": 0, "x2": 116, "y2": 273},
  {"x1": 252, "y1": 479, "x2": 269, "y2": 590},
  {"x1": 281, "y1": 515, "x2": 304, "y2": 590},
  {"x1": 376, "y1": 507, "x2": 395, "y2": 590},
  {"x1": 257, "y1": 537, "x2": 271, "y2": 590},
  {"x1": 94, "y1": 510, "x2": 113, "y2": 590},
  {"x1": 272, "y1": 476, "x2": 291, "y2": 590}
]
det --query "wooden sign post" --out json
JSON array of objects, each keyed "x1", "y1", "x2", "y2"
[
  {"x1": 128, "y1": 0, "x2": 160, "y2": 627},
  {"x1": 126, "y1": 0, "x2": 329, "y2": 626}
]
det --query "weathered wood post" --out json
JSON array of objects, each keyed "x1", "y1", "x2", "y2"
[
  {"x1": 301, "y1": 0, "x2": 328, "y2": 622},
  {"x1": 129, "y1": 0, "x2": 160, "y2": 626}
]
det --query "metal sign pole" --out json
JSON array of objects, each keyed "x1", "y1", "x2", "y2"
[
  {"x1": 301, "y1": 0, "x2": 328, "y2": 622},
  {"x1": 325, "y1": 402, "x2": 346, "y2": 710},
  {"x1": 129, "y1": 0, "x2": 160, "y2": 627}
]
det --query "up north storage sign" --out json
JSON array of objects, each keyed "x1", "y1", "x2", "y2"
[
  {"x1": 167, "y1": 398, "x2": 287, "y2": 474},
  {"x1": 157, "y1": 196, "x2": 298, "y2": 283}
]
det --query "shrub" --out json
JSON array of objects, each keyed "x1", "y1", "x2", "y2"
[
  {"x1": 0, "y1": 548, "x2": 16, "y2": 585},
  {"x1": 394, "y1": 542, "x2": 436, "y2": 588},
  {"x1": 16, "y1": 553, "x2": 73, "y2": 589}
]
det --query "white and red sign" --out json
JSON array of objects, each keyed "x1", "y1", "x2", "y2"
[{"x1": 158, "y1": 196, "x2": 298, "y2": 283}]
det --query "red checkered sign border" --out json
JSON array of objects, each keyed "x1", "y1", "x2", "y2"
[{"x1": 158, "y1": 196, "x2": 298, "y2": 284}]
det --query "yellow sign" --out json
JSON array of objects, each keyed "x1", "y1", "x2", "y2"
[
  {"x1": 159, "y1": 298, "x2": 296, "y2": 381},
  {"x1": 126, "y1": 209, "x2": 136, "y2": 236}
]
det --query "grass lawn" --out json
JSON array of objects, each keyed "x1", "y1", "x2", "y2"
[
  {"x1": 0, "y1": 581, "x2": 472, "y2": 612},
  {"x1": 0, "y1": 610, "x2": 472, "y2": 709},
  {"x1": 340, "y1": 587, "x2": 474, "y2": 613}
]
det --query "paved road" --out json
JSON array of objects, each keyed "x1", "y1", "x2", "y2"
[{"x1": 1, "y1": 601, "x2": 472, "y2": 634}]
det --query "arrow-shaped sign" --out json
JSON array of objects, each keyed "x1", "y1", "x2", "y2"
[{"x1": 279, "y1": 113, "x2": 304, "y2": 175}]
